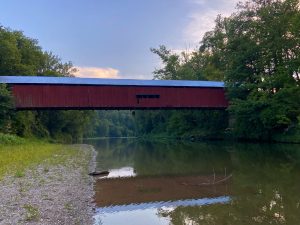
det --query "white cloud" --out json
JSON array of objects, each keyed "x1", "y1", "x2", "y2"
[
  {"x1": 184, "y1": 0, "x2": 239, "y2": 45},
  {"x1": 74, "y1": 66, "x2": 151, "y2": 80},
  {"x1": 122, "y1": 73, "x2": 150, "y2": 80},
  {"x1": 74, "y1": 66, "x2": 120, "y2": 78},
  {"x1": 185, "y1": 11, "x2": 219, "y2": 44}
]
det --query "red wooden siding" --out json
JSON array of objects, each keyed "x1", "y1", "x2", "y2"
[{"x1": 11, "y1": 84, "x2": 228, "y2": 109}]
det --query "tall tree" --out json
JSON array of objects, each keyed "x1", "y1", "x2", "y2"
[
  {"x1": 135, "y1": 46, "x2": 228, "y2": 138},
  {"x1": 0, "y1": 26, "x2": 95, "y2": 141},
  {"x1": 200, "y1": 0, "x2": 300, "y2": 140}
]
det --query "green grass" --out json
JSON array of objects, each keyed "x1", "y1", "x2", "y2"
[
  {"x1": 15, "y1": 170, "x2": 25, "y2": 178},
  {"x1": 0, "y1": 135, "x2": 78, "y2": 180}
]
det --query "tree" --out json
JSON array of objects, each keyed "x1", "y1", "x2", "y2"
[
  {"x1": 135, "y1": 46, "x2": 229, "y2": 138},
  {"x1": 0, "y1": 26, "x2": 95, "y2": 141},
  {"x1": 0, "y1": 84, "x2": 13, "y2": 133},
  {"x1": 151, "y1": 45, "x2": 217, "y2": 81},
  {"x1": 200, "y1": 0, "x2": 300, "y2": 140}
]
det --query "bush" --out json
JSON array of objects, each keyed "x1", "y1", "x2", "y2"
[{"x1": 0, "y1": 133, "x2": 25, "y2": 145}]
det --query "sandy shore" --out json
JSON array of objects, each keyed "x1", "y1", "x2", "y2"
[{"x1": 0, "y1": 144, "x2": 96, "y2": 225}]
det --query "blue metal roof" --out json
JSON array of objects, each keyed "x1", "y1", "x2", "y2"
[{"x1": 0, "y1": 76, "x2": 224, "y2": 88}]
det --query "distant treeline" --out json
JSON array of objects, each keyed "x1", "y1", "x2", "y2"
[{"x1": 1, "y1": 0, "x2": 300, "y2": 142}]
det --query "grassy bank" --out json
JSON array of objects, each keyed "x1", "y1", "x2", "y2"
[{"x1": 0, "y1": 133, "x2": 78, "y2": 180}]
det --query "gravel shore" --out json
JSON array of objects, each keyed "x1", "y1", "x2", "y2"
[{"x1": 0, "y1": 144, "x2": 96, "y2": 225}]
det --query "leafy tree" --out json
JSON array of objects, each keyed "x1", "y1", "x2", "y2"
[
  {"x1": 145, "y1": 0, "x2": 300, "y2": 140},
  {"x1": 0, "y1": 84, "x2": 13, "y2": 133},
  {"x1": 199, "y1": 0, "x2": 300, "y2": 140},
  {"x1": 134, "y1": 46, "x2": 228, "y2": 138},
  {"x1": 0, "y1": 26, "x2": 95, "y2": 142},
  {"x1": 0, "y1": 26, "x2": 75, "y2": 76},
  {"x1": 91, "y1": 111, "x2": 136, "y2": 137},
  {"x1": 151, "y1": 45, "x2": 216, "y2": 81}
]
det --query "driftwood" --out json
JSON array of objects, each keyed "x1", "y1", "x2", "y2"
[
  {"x1": 89, "y1": 171, "x2": 109, "y2": 176},
  {"x1": 181, "y1": 174, "x2": 232, "y2": 186}
]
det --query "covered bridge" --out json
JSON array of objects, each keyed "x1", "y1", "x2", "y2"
[{"x1": 0, "y1": 76, "x2": 228, "y2": 110}]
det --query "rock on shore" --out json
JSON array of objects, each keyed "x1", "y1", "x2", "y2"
[{"x1": 0, "y1": 144, "x2": 96, "y2": 225}]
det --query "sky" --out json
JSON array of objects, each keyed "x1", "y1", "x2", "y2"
[{"x1": 0, "y1": 0, "x2": 239, "y2": 79}]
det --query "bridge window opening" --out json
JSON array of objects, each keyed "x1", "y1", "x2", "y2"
[
  {"x1": 136, "y1": 94, "x2": 160, "y2": 99},
  {"x1": 136, "y1": 94, "x2": 160, "y2": 104}
]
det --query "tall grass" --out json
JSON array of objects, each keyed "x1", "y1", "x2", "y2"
[{"x1": 0, "y1": 134, "x2": 78, "y2": 179}]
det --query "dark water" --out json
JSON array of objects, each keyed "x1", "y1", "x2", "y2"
[{"x1": 84, "y1": 138, "x2": 300, "y2": 225}]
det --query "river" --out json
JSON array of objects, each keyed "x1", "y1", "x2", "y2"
[{"x1": 84, "y1": 138, "x2": 300, "y2": 225}]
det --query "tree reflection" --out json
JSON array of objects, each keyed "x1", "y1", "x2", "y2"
[
  {"x1": 88, "y1": 138, "x2": 300, "y2": 224},
  {"x1": 157, "y1": 144, "x2": 300, "y2": 225}
]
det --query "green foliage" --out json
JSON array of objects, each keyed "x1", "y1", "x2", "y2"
[
  {"x1": 148, "y1": 0, "x2": 300, "y2": 141},
  {"x1": 0, "y1": 84, "x2": 13, "y2": 133},
  {"x1": 15, "y1": 170, "x2": 25, "y2": 178},
  {"x1": 0, "y1": 26, "x2": 95, "y2": 142},
  {"x1": 135, "y1": 110, "x2": 228, "y2": 138},
  {"x1": 91, "y1": 111, "x2": 136, "y2": 137},
  {"x1": 151, "y1": 45, "x2": 221, "y2": 81},
  {"x1": 38, "y1": 110, "x2": 96, "y2": 142},
  {"x1": 0, "y1": 133, "x2": 25, "y2": 145},
  {"x1": 0, "y1": 26, "x2": 75, "y2": 76},
  {"x1": 139, "y1": 43, "x2": 228, "y2": 138},
  {"x1": 198, "y1": 0, "x2": 300, "y2": 140}
]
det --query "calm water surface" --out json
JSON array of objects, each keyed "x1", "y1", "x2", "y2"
[{"x1": 84, "y1": 138, "x2": 300, "y2": 225}]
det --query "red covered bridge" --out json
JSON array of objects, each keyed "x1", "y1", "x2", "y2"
[{"x1": 0, "y1": 76, "x2": 228, "y2": 110}]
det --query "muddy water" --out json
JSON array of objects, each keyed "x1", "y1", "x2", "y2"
[{"x1": 84, "y1": 138, "x2": 300, "y2": 225}]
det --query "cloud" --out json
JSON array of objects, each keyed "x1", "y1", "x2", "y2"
[
  {"x1": 74, "y1": 66, "x2": 120, "y2": 78},
  {"x1": 122, "y1": 73, "x2": 151, "y2": 80},
  {"x1": 184, "y1": 0, "x2": 239, "y2": 45},
  {"x1": 74, "y1": 66, "x2": 151, "y2": 80},
  {"x1": 185, "y1": 11, "x2": 219, "y2": 44}
]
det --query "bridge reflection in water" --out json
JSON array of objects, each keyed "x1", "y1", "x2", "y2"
[
  {"x1": 95, "y1": 173, "x2": 231, "y2": 207},
  {"x1": 94, "y1": 171, "x2": 232, "y2": 225},
  {"x1": 86, "y1": 139, "x2": 234, "y2": 225}
]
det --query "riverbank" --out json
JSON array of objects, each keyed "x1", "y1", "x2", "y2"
[
  {"x1": 138, "y1": 127, "x2": 300, "y2": 144},
  {"x1": 0, "y1": 142, "x2": 96, "y2": 225}
]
